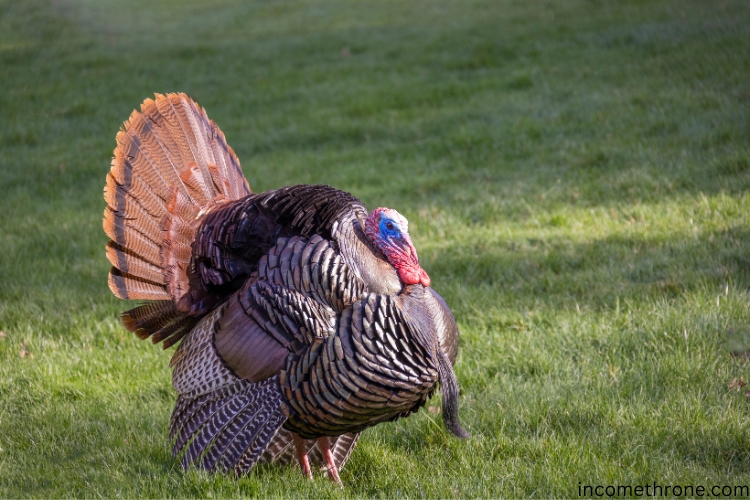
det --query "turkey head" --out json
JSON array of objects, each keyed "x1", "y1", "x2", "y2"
[{"x1": 364, "y1": 207, "x2": 431, "y2": 287}]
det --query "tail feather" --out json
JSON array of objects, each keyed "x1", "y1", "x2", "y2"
[
  {"x1": 163, "y1": 189, "x2": 201, "y2": 309},
  {"x1": 121, "y1": 301, "x2": 198, "y2": 348},
  {"x1": 207, "y1": 163, "x2": 235, "y2": 203},
  {"x1": 104, "y1": 173, "x2": 163, "y2": 221},
  {"x1": 108, "y1": 268, "x2": 169, "y2": 301},
  {"x1": 154, "y1": 96, "x2": 215, "y2": 204},
  {"x1": 164, "y1": 236, "x2": 195, "y2": 268},
  {"x1": 181, "y1": 167, "x2": 215, "y2": 207},
  {"x1": 164, "y1": 217, "x2": 197, "y2": 255},
  {"x1": 105, "y1": 92, "x2": 251, "y2": 342},
  {"x1": 103, "y1": 207, "x2": 162, "y2": 264},
  {"x1": 122, "y1": 301, "x2": 175, "y2": 337},
  {"x1": 104, "y1": 202, "x2": 163, "y2": 246},
  {"x1": 151, "y1": 316, "x2": 198, "y2": 348},
  {"x1": 132, "y1": 102, "x2": 192, "y2": 199},
  {"x1": 106, "y1": 242, "x2": 165, "y2": 285},
  {"x1": 115, "y1": 126, "x2": 174, "y2": 203}
]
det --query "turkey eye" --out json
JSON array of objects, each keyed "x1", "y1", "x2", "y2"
[{"x1": 385, "y1": 222, "x2": 395, "y2": 231}]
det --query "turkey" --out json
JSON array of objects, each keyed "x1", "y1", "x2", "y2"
[{"x1": 103, "y1": 93, "x2": 468, "y2": 484}]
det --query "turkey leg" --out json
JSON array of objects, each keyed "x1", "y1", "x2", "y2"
[
  {"x1": 293, "y1": 433, "x2": 313, "y2": 480},
  {"x1": 317, "y1": 437, "x2": 342, "y2": 487}
]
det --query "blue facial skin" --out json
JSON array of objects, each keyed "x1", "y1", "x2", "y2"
[{"x1": 379, "y1": 217, "x2": 403, "y2": 242}]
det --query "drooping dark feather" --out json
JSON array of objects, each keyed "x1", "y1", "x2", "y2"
[{"x1": 437, "y1": 349, "x2": 470, "y2": 439}]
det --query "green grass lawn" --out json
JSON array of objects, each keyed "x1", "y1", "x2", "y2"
[{"x1": 2, "y1": 0, "x2": 750, "y2": 497}]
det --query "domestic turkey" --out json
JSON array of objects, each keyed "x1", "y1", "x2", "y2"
[{"x1": 103, "y1": 93, "x2": 468, "y2": 484}]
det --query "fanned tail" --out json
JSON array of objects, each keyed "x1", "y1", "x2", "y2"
[
  {"x1": 170, "y1": 377, "x2": 287, "y2": 474},
  {"x1": 104, "y1": 93, "x2": 251, "y2": 346}
]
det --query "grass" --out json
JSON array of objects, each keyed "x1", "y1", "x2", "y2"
[{"x1": 1, "y1": 0, "x2": 750, "y2": 496}]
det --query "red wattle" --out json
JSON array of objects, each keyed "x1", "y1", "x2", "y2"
[
  {"x1": 397, "y1": 266, "x2": 431, "y2": 287},
  {"x1": 419, "y1": 269, "x2": 431, "y2": 287}
]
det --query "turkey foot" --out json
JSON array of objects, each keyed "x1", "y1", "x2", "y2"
[
  {"x1": 317, "y1": 437, "x2": 343, "y2": 487},
  {"x1": 293, "y1": 433, "x2": 313, "y2": 480}
]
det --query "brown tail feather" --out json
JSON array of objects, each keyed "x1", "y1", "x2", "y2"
[
  {"x1": 122, "y1": 301, "x2": 179, "y2": 337},
  {"x1": 121, "y1": 301, "x2": 199, "y2": 349},
  {"x1": 105, "y1": 92, "x2": 252, "y2": 343},
  {"x1": 103, "y1": 207, "x2": 162, "y2": 265},
  {"x1": 163, "y1": 188, "x2": 201, "y2": 310},
  {"x1": 109, "y1": 268, "x2": 170, "y2": 300},
  {"x1": 104, "y1": 202, "x2": 163, "y2": 245},
  {"x1": 151, "y1": 316, "x2": 198, "y2": 347},
  {"x1": 104, "y1": 173, "x2": 164, "y2": 220},
  {"x1": 105, "y1": 242, "x2": 165, "y2": 285}
]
